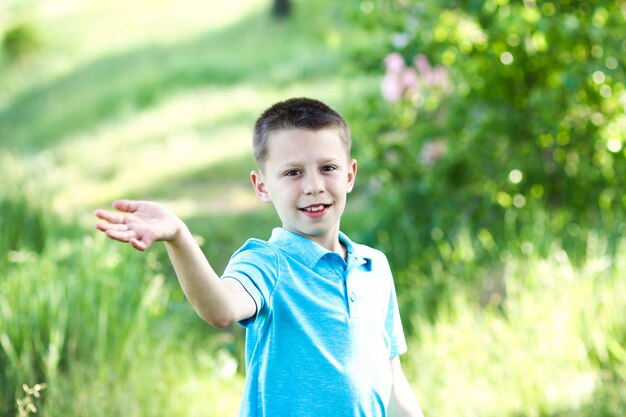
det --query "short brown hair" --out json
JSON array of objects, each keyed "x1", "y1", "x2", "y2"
[{"x1": 252, "y1": 97, "x2": 351, "y2": 168}]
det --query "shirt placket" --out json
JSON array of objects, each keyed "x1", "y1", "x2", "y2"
[{"x1": 345, "y1": 254, "x2": 366, "y2": 319}]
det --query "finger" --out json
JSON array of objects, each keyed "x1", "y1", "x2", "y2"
[
  {"x1": 141, "y1": 234, "x2": 156, "y2": 248},
  {"x1": 94, "y1": 209, "x2": 126, "y2": 225},
  {"x1": 95, "y1": 220, "x2": 122, "y2": 232},
  {"x1": 134, "y1": 233, "x2": 156, "y2": 251},
  {"x1": 96, "y1": 222, "x2": 128, "y2": 232},
  {"x1": 104, "y1": 229, "x2": 137, "y2": 243},
  {"x1": 112, "y1": 199, "x2": 141, "y2": 213},
  {"x1": 130, "y1": 237, "x2": 148, "y2": 251}
]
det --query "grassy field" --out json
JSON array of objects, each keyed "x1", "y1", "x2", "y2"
[
  {"x1": 1, "y1": 2, "x2": 377, "y2": 416},
  {"x1": 1, "y1": 1, "x2": 625, "y2": 416}
]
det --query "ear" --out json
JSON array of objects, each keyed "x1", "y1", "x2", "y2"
[
  {"x1": 346, "y1": 159, "x2": 357, "y2": 193},
  {"x1": 250, "y1": 170, "x2": 272, "y2": 203}
]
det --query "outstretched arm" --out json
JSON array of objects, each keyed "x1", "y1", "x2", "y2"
[
  {"x1": 388, "y1": 356, "x2": 424, "y2": 417},
  {"x1": 95, "y1": 200, "x2": 255, "y2": 327}
]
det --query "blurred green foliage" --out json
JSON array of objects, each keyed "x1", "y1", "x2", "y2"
[
  {"x1": 1, "y1": 0, "x2": 625, "y2": 416},
  {"x1": 345, "y1": 0, "x2": 625, "y2": 315},
  {"x1": 1, "y1": 23, "x2": 40, "y2": 60},
  {"x1": 0, "y1": 183, "x2": 243, "y2": 416},
  {"x1": 342, "y1": 4, "x2": 626, "y2": 413},
  {"x1": 0, "y1": 191, "x2": 45, "y2": 264}
]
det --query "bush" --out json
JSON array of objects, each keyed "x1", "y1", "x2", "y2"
[
  {"x1": 2, "y1": 23, "x2": 40, "y2": 60},
  {"x1": 345, "y1": 0, "x2": 625, "y2": 317}
]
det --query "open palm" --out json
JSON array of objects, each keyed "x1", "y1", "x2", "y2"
[{"x1": 95, "y1": 199, "x2": 181, "y2": 251}]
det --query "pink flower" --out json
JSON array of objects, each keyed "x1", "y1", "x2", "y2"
[
  {"x1": 384, "y1": 52, "x2": 406, "y2": 73},
  {"x1": 401, "y1": 67, "x2": 418, "y2": 90},
  {"x1": 381, "y1": 72, "x2": 404, "y2": 102},
  {"x1": 413, "y1": 55, "x2": 431, "y2": 74},
  {"x1": 430, "y1": 66, "x2": 451, "y2": 91},
  {"x1": 381, "y1": 52, "x2": 453, "y2": 103},
  {"x1": 420, "y1": 139, "x2": 447, "y2": 166}
]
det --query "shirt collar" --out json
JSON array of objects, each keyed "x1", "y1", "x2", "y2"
[{"x1": 268, "y1": 228, "x2": 372, "y2": 270}]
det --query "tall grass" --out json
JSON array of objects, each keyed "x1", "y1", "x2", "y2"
[
  {"x1": 2, "y1": 168, "x2": 625, "y2": 416},
  {"x1": 0, "y1": 169, "x2": 243, "y2": 416},
  {"x1": 400, "y1": 237, "x2": 626, "y2": 417},
  {"x1": 1, "y1": 1, "x2": 625, "y2": 415}
]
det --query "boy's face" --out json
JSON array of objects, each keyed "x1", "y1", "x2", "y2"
[{"x1": 250, "y1": 128, "x2": 357, "y2": 250}]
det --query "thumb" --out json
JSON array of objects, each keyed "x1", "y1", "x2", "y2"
[{"x1": 130, "y1": 237, "x2": 150, "y2": 251}]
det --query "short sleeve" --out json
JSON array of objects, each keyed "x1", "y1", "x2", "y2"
[
  {"x1": 386, "y1": 276, "x2": 408, "y2": 357},
  {"x1": 221, "y1": 239, "x2": 279, "y2": 327},
  {"x1": 369, "y1": 249, "x2": 408, "y2": 358}
]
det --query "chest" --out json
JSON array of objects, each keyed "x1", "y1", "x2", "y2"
[{"x1": 270, "y1": 255, "x2": 391, "y2": 326}]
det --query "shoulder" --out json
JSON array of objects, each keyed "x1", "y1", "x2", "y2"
[
  {"x1": 230, "y1": 238, "x2": 280, "y2": 267},
  {"x1": 233, "y1": 237, "x2": 275, "y2": 254},
  {"x1": 224, "y1": 238, "x2": 282, "y2": 296}
]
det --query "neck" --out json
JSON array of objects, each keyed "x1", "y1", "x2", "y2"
[
  {"x1": 317, "y1": 237, "x2": 346, "y2": 260},
  {"x1": 285, "y1": 227, "x2": 346, "y2": 259}
]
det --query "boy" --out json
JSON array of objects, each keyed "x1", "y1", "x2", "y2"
[{"x1": 95, "y1": 97, "x2": 424, "y2": 417}]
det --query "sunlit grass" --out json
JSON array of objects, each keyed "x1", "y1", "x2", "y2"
[
  {"x1": 1, "y1": 0, "x2": 356, "y2": 151},
  {"x1": 2, "y1": 0, "x2": 359, "y2": 220},
  {"x1": 0, "y1": 206, "x2": 244, "y2": 416},
  {"x1": 2, "y1": 0, "x2": 267, "y2": 99},
  {"x1": 3, "y1": 0, "x2": 625, "y2": 416},
  {"x1": 0, "y1": 2, "x2": 364, "y2": 413},
  {"x1": 403, "y1": 238, "x2": 626, "y2": 417},
  {"x1": 44, "y1": 343, "x2": 244, "y2": 417},
  {"x1": 2, "y1": 186, "x2": 624, "y2": 416},
  {"x1": 6, "y1": 78, "x2": 349, "y2": 218},
  {"x1": 39, "y1": 0, "x2": 266, "y2": 52}
]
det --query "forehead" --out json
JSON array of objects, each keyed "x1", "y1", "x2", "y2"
[{"x1": 265, "y1": 128, "x2": 349, "y2": 161}]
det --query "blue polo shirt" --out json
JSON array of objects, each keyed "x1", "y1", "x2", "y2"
[{"x1": 222, "y1": 228, "x2": 407, "y2": 417}]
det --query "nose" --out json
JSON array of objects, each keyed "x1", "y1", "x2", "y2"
[{"x1": 303, "y1": 172, "x2": 325, "y2": 195}]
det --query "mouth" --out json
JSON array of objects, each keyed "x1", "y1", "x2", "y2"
[
  {"x1": 300, "y1": 204, "x2": 331, "y2": 213},
  {"x1": 299, "y1": 204, "x2": 331, "y2": 218}
]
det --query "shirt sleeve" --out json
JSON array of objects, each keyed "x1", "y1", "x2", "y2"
[
  {"x1": 386, "y1": 275, "x2": 408, "y2": 357},
  {"x1": 221, "y1": 239, "x2": 279, "y2": 327},
  {"x1": 374, "y1": 250, "x2": 407, "y2": 358}
]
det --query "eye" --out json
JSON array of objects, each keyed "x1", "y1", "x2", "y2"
[
  {"x1": 321, "y1": 165, "x2": 338, "y2": 172},
  {"x1": 284, "y1": 169, "x2": 301, "y2": 177}
]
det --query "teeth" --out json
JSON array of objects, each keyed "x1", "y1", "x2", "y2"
[{"x1": 304, "y1": 205, "x2": 325, "y2": 212}]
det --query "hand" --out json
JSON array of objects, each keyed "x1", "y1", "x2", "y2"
[{"x1": 95, "y1": 199, "x2": 182, "y2": 251}]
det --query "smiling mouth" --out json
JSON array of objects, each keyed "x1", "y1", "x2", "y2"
[{"x1": 300, "y1": 204, "x2": 331, "y2": 213}]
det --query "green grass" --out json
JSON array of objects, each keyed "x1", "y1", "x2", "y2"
[
  {"x1": 1, "y1": 0, "x2": 371, "y2": 215},
  {"x1": 2, "y1": 184, "x2": 625, "y2": 416},
  {"x1": 0, "y1": 227, "x2": 243, "y2": 416},
  {"x1": 402, "y1": 239, "x2": 626, "y2": 417},
  {"x1": 1, "y1": 1, "x2": 625, "y2": 416},
  {"x1": 1, "y1": 1, "x2": 357, "y2": 150},
  {"x1": 0, "y1": 2, "x2": 370, "y2": 415}
]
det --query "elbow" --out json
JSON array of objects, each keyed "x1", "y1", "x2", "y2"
[
  {"x1": 208, "y1": 317, "x2": 234, "y2": 329},
  {"x1": 198, "y1": 310, "x2": 236, "y2": 329}
]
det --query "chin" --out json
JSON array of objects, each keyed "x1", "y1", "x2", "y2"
[{"x1": 287, "y1": 225, "x2": 324, "y2": 237}]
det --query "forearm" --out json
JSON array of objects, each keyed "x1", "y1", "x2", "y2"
[
  {"x1": 389, "y1": 380, "x2": 424, "y2": 417},
  {"x1": 389, "y1": 357, "x2": 424, "y2": 417},
  {"x1": 96, "y1": 199, "x2": 254, "y2": 326},
  {"x1": 165, "y1": 222, "x2": 247, "y2": 327}
]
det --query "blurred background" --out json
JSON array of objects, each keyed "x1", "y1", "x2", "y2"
[{"x1": 1, "y1": 0, "x2": 625, "y2": 416}]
